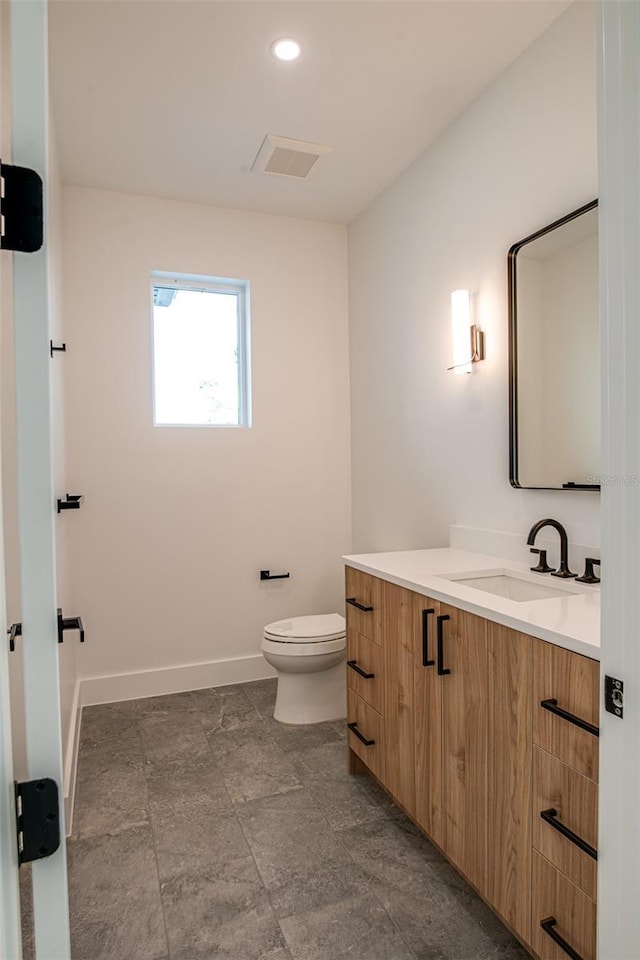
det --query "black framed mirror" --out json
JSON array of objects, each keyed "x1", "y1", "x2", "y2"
[{"x1": 508, "y1": 199, "x2": 600, "y2": 491}]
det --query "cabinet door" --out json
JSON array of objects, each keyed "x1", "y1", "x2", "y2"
[
  {"x1": 413, "y1": 595, "x2": 443, "y2": 845},
  {"x1": 345, "y1": 567, "x2": 384, "y2": 646},
  {"x1": 440, "y1": 603, "x2": 489, "y2": 891},
  {"x1": 533, "y1": 747, "x2": 598, "y2": 899},
  {"x1": 533, "y1": 640, "x2": 599, "y2": 781},
  {"x1": 487, "y1": 623, "x2": 532, "y2": 944},
  {"x1": 347, "y1": 628, "x2": 384, "y2": 714},
  {"x1": 532, "y1": 850, "x2": 596, "y2": 960},
  {"x1": 382, "y1": 582, "x2": 416, "y2": 816},
  {"x1": 347, "y1": 688, "x2": 384, "y2": 782}
]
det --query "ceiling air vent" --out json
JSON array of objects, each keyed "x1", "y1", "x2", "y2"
[{"x1": 251, "y1": 134, "x2": 333, "y2": 180}]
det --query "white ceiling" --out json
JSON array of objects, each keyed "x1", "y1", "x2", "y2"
[{"x1": 48, "y1": 1, "x2": 570, "y2": 225}]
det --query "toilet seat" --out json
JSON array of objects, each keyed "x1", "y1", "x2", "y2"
[{"x1": 264, "y1": 613, "x2": 345, "y2": 644}]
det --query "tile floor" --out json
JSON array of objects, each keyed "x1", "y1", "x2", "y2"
[{"x1": 22, "y1": 680, "x2": 530, "y2": 960}]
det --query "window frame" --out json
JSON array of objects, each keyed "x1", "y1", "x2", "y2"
[{"x1": 150, "y1": 271, "x2": 251, "y2": 428}]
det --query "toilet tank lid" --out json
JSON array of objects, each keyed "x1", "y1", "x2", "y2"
[{"x1": 264, "y1": 613, "x2": 346, "y2": 641}]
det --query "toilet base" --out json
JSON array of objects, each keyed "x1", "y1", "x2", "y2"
[{"x1": 273, "y1": 660, "x2": 346, "y2": 725}]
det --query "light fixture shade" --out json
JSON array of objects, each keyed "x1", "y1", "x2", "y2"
[
  {"x1": 451, "y1": 289, "x2": 472, "y2": 374},
  {"x1": 271, "y1": 38, "x2": 301, "y2": 61}
]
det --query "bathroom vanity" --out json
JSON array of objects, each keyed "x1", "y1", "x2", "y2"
[{"x1": 343, "y1": 548, "x2": 600, "y2": 960}]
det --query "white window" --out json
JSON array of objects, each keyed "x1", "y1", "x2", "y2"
[{"x1": 151, "y1": 272, "x2": 251, "y2": 427}]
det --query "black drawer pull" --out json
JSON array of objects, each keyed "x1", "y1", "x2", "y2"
[
  {"x1": 347, "y1": 722, "x2": 375, "y2": 746},
  {"x1": 540, "y1": 917, "x2": 585, "y2": 960},
  {"x1": 422, "y1": 608, "x2": 435, "y2": 667},
  {"x1": 437, "y1": 614, "x2": 451, "y2": 676},
  {"x1": 347, "y1": 660, "x2": 375, "y2": 680},
  {"x1": 540, "y1": 808, "x2": 597, "y2": 860},
  {"x1": 346, "y1": 597, "x2": 374, "y2": 612},
  {"x1": 540, "y1": 698, "x2": 599, "y2": 737}
]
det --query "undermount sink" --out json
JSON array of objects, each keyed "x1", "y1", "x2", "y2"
[{"x1": 439, "y1": 570, "x2": 581, "y2": 602}]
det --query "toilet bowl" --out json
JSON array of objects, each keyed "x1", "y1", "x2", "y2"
[{"x1": 261, "y1": 613, "x2": 346, "y2": 725}]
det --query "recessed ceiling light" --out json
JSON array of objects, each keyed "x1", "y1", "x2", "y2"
[{"x1": 271, "y1": 38, "x2": 301, "y2": 62}]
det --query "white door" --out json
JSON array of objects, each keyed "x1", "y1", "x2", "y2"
[
  {"x1": 597, "y1": 4, "x2": 640, "y2": 958},
  {"x1": 1, "y1": 1, "x2": 71, "y2": 957}
]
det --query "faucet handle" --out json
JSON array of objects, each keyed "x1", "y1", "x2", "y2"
[
  {"x1": 530, "y1": 548, "x2": 554, "y2": 574},
  {"x1": 576, "y1": 557, "x2": 601, "y2": 584}
]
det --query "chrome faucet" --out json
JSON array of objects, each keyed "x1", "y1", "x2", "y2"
[{"x1": 526, "y1": 518, "x2": 576, "y2": 579}]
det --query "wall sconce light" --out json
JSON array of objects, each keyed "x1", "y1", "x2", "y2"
[{"x1": 448, "y1": 289, "x2": 485, "y2": 374}]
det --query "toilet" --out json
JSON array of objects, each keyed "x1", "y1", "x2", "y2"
[{"x1": 261, "y1": 613, "x2": 346, "y2": 725}]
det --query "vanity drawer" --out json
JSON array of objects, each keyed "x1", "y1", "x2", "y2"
[
  {"x1": 533, "y1": 640, "x2": 599, "y2": 781},
  {"x1": 533, "y1": 747, "x2": 597, "y2": 899},
  {"x1": 347, "y1": 628, "x2": 384, "y2": 714},
  {"x1": 345, "y1": 567, "x2": 384, "y2": 646},
  {"x1": 347, "y1": 688, "x2": 384, "y2": 781},
  {"x1": 532, "y1": 850, "x2": 596, "y2": 960}
]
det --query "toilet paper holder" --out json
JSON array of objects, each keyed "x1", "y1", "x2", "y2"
[{"x1": 260, "y1": 570, "x2": 290, "y2": 581}]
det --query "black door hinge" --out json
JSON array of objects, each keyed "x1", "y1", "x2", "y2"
[
  {"x1": 15, "y1": 778, "x2": 61, "y2": 865},
  {"x1": 0, "y1": 161, "x2": 44, "y2": 253}
]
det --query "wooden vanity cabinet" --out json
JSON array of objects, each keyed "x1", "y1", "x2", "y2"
[{"x1": 344, "y1": 567, "x2": 599, "y2": 960}]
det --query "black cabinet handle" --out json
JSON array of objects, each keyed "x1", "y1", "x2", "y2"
[
  {"x1": 346, "y1": 597, "x2": 374, "y2": 612},
  {"x1": 540, "y1": 808, "x2": 597, "y2": 860},
  {"x1": 422, "y1": 608, "x2": 435, "y2": 667},
  {"x1": 436, "y1": 614, "x2": 451, "y2": 676},
  {"x1": 540, "y1": 917, "x2": 585, "y2": 960},
  {"x1": 347, "y1": 660, "x2": 375, "y2": 680},
  {"x1": 347, "y1": 721, "x2": 375, "y2": 746},
  {"x1": 540, "y1": 699, "x2": 599, "y2": 737}
]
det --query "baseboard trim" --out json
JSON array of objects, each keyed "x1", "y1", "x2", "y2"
[
  {"x1": 63, "y1": 678, "x2": 81, "y2": 837},
  {"x1": 79, "y1": 654, "x2": 277, "y2": 707}
]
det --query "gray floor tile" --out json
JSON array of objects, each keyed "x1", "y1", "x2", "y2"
[
  {"x1": 73, "y1": 735, "x2": 149, "y2": 839},
  {"x1": 263, "y1": 717, "x2": 346, "y2": 754},
  {"x1": 68, "y1": 684, "x2": 528, "y2": 960},
  {"x1": 242, "y1": 678, "x2": 278, "y2": 719},
  {"x1": 80, "y1": 700, "x2": 140, "y2": 748},
  {"x1": 198, "y1": 684, "x2": 263, "y2": 737},
  {"x1": 68, "y1": 824, "x2": 167, "y2": 960},
  {"x1": 339, "y1": 821, "x2": 525, "y2": 960},
  {"x1": 279, "y1": 892, "x2": 415, "y2": 960},
  {"x1": 161, "y1": 856, "x2": 286, "y2": 960},
  {"x1": 134, "y1": 688, "x2": 216, "y2": 720},
  {"x1": 288, "y1": 738, "x2": 352, "y2": 780},
  {"x1": 236, "y1": 788, "x2": 371, "y2": 917},
  {"x1": 151, "y1": 800, "x2": 250, "y2": 883},
  {"x1": 139, "y1": 714, "x2": 211, "y2": 763},
  {"x1": 294, "y1": 744, "x2": 399, "y2": 829},
  {"x1": 144, "y1": 752, "x2": 233, "y2": 817},
  {"x1": 206, "y1": 726, "x2": 301, "y2": 803},
  {"x1": 337, "y1": 814, "x2": 445, "y2": 885}
]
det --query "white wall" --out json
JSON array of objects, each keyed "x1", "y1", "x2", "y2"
[
  {"x1": 348, "y1": 1, "x2": 600, "y2": 558},
  {"x1": 62, "y1": 187, "x2": 351, "y2": 698}
]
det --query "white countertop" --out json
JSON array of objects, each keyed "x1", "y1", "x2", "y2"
[{"x1": 343, "y1": 548, "x2": 600, "y2": 660}]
